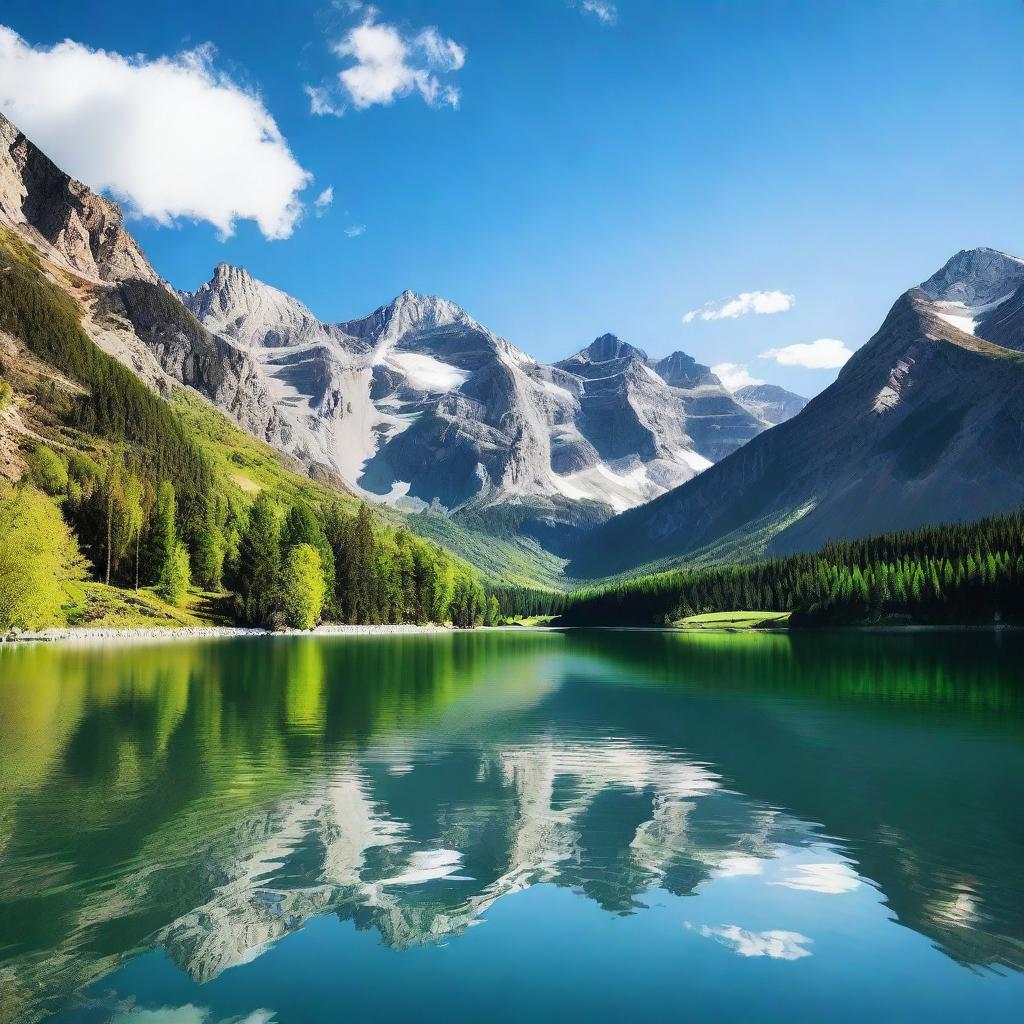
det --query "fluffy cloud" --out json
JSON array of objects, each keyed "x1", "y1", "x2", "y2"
[
  {"x1": 309, "y1": 9, "x2": 466, "y2": 114},
  {"x1": 684, "y1": 290, "x2": 795, "y2": 323},
  {"x1": 344, "y1": 223, "x2": 366, "y2": 237},
  {"x1": 0, "y1": 26, "x2": 311, "y2": 240},
  {"x1": 687, "y1": 924, "x2": 813, "y2": 961},
  {"x1": 711, "y1": 362, "x2": 765, "y2": 392},
  {"x1": 581, "y1": 1, "x2": 618, "y2": 24},
  {"x1": 760, "y1": 338, "x2": 853, "y2": 369},
  {"x1": 314, "y1": 186, "x2": 334, "y2": 215}
]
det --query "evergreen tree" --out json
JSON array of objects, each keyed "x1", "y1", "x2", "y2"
[
  {"x1": 281, "y1": 502, "x2": 334, "y2": 600},
  {"x1": 281, "y1": 544, "x2": 325, "y2": 629},
  {"x1": 237, "y1": 492, "x2": 281, "y2": 627},
  {"x1": 144, "y1": 482, "x2": 176, "y2": 587},
  {"x1": 157, "y1": 542, "x2": 191, "y2": 607},
  {"x1": 0, "y1": 485, "x2": 89, "y2": 630},
  {"x1": 27, "y1": 445, "x2": 69, "y2": 496},
  {"x1": 193, "y1": 496, "x2": 225, "y2": 591},
  {"x1": 122, "y1": 473, "x2": 145, "y2": 591}
]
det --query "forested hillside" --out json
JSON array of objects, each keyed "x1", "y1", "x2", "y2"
[
  {"x1": 0, "y1": 228, "x2": 490, "y2": 632},
  {"x1": 556, "y1": 513, "x2": 1024, "y2": 627}
]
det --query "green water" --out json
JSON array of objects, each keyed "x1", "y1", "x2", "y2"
[{"x1": 0, "y1": 629, "x2": 1022, "y2": 1022}]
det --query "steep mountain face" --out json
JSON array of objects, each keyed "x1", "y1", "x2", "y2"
[
  {"x1": 181, "y1": 270, "x2": 767, "y2": 519},
  {"x1": 0, "y1": 111, "x2": 156, "y2": 285},
  {"x1": 570, "y1": 248, "x2": 1024, "y2": 577},
  {"x1": 0, "y1": 110, "x2": 286, "y2": 456},
  {"x1": 734, "y1": 383, "x2": 807, "y2": 426}
]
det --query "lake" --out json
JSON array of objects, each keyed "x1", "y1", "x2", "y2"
[{"x1": 1, "y1": 629, "x2": 1022, "y2": 1023}]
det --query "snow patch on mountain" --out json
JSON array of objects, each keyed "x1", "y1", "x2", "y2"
[
  {"x1": 387, "y1": 351, "x2": 469, "y2": 392},
  {"x1": 932, "y1": 293, "x2": 1013, "y2": 337}
]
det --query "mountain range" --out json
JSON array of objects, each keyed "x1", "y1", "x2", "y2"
[
  {"x1": 2, "y1": 106, "x2": 1022, "y2": 587},
  {"x1": 569, "y1": 247, "x2": 1024, "y2": 576},
  {"x1": 174, "y1": 265, "x2": 795, "y2": 525}
]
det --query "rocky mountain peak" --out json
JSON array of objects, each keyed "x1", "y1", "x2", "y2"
[
  {"x1": 734, "y1": 383, "x2": 808, "y2": 427},
  {"x1": 585, "y1": 333, "x2": 647, "y2": 363},
  {"x1": 183, "y1": 263, "x2": 332, "y2": 350},
  {"x1": 649, "y1": 350, "x2": 717, "y2": 389},
  {"x1": 383, "y1": 289, "x2": 467, "y2": 331},
  {"x1": 919, "y1": 247, "x2": 1024, "y2": 307}
]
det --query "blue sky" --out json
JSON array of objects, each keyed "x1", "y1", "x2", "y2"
[{"x1": 1, "y1": 0, "x2": 1020, "y2": 395}]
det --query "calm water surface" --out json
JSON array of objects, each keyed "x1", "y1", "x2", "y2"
[{"x1": 1, "y1": 629, "x2": 1023, "y2": 1022}]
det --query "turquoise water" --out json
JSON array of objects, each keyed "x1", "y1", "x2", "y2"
[{"x1": 0, "y1": 629, "x2": 1022, "y2": 1022}]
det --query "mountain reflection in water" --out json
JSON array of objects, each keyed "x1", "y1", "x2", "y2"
[{"x1": 0, "y1": 630, "x2": 1022, "y2": 1022}]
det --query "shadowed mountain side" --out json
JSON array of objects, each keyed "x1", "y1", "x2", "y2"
[{"x1": 568, "y1": 264, "x2": 1024, "y2": 579}]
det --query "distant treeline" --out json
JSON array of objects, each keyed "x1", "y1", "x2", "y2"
[
  {"x1": 490, "y1": 585, "x2": 569, "y2": 619},
  {"x1": 557, "y1": 513, "x2": 1024, "y2": 627}
]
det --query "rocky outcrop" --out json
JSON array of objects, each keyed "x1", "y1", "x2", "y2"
[{"x1": 0, "y1": 111, "x2": 157, "y2": 284}]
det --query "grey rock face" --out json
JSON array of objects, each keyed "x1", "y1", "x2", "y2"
[
  {"x1": 179, "y1": 270, "x2": 770, "y2": 518},
  {"x1": 0, "y1": 111, "x2": 157, "y2": 284},
  {"x1": 570, "y1": 249, "x2": 1024, "y2": 577},
  {"x1": 975, "y1": 283, "x2": 1024, "y2": 351},
  {"x1": 920, "y1": 247, "x2": 1024, "y2": 306},
  {"x1": 646, "y1": 350, "x2": 718, "y2": 389},
  {"x1": 734, "y1": 384, "x2": 808, "y2": 427}
]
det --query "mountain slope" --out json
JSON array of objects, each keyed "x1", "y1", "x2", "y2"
[
  {"x1": 0, "y1": 111, "x2": 156, "y2": 284},
  {"x1": 734, "y1": 383, "x2": 807, "y2": 426},
  {"x1": 568, "y1": 248, "x2": 1024, "y2": 578}
]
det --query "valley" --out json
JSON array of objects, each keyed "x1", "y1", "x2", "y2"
[{"x1": 1, "y1": 108, "x2": 1023, "y2": 631}]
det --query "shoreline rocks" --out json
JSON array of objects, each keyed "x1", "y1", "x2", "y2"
[{"x1": 4, "y1": 623, "x2": 456, "y2": 645}]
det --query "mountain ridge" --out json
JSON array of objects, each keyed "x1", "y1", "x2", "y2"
[
  {"x1": 568, "y1": 253, "x2": 1024, "y2": 578},
  {"x1": 179, "y1": 263, "x2": 769, "y2": 524}
]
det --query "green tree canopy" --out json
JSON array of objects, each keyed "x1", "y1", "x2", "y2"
[
  {"x1": 157, "y1": 542, "x2": 191, "y2": 607},
  {"x1": 0, "y1": 485, "x2": 89, "y2": 630},
  {"x1": 27, "y1": 445, "x2": 68, "y2": 496},
  {"x1": 281, "y1": 543, "x2": 325, "y2": 630}
]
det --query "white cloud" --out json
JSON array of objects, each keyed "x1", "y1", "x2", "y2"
[
  {"x1": 760, "y1": 338, "x2": 853, "y2": 369},
  {"x1": 770, "y1": 862, "x2": 861, "y2": 894},
  {"x1": 345, "y1": 223, "x2": 366, "y2": 237},
  {"x1": 314, "y1": 186, "x2": 334, "y2": 216},
  {"x1": 714, "y1": 855, "x2": 767, "y2": 878},
  {"x1": 686, "y1": 923, "x2": 813, "y2": 961},
  {"x1": 684, "y1": 290, "x2": 795, "y2": 323},
  {"x1": 309, "y1": 10, "x2": 466, "y2": 114},
  {"x1": 0, "y1": 27, "x2": 311, "y2": 240},
  {"x1": 581, "y1": 1, "x2": 618, "y2": 24},
  {"x1": 110, "y1": 1008, "x2": 276, "y2": 1024},
  {"x1": 711, "y1": 362, "x2": 766, "y2": 392},
  {"x1": 304, "y1": 84, "x2": 345, "y2": 117}
]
